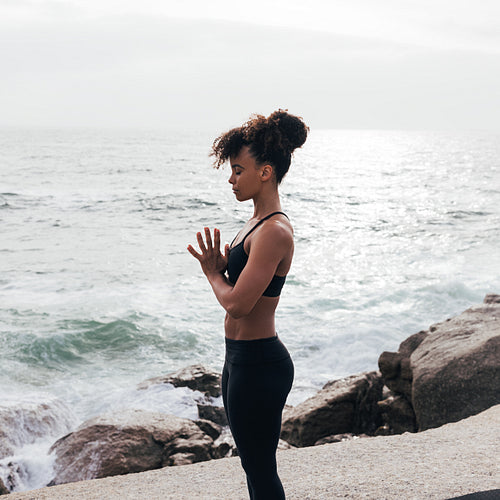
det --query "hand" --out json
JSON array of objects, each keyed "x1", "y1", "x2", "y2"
[{"x1": 187, "y1": 227, "x2": 229, "y2": 277}]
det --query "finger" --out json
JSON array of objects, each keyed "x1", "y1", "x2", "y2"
[
  {"x1": 213, "y1": 228, "x2": 220, "y2": 251},
  {"x1": 196, "y1": 232, "x2": 207, "y2": 252},
  {"x1": 224, "y1": 243, "x2": 230, "y2": 257},
  {"x1": 204, "y1": 227, "x2": 213, "y2": 249},
  {"x1": 187, "y1": 245, "x2": 201, "y2": 260}
]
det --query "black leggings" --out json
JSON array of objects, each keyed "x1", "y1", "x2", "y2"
[{"x1": 222, "y1": 335, "x2": 294, "y2": 500}]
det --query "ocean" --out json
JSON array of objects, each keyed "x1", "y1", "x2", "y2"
[{"x1": 1, "y1": 127, "x2": 499, "y2": 491}]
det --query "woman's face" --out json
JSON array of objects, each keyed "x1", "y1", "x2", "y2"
[{"x1": 228, "y1": 146, "x2": 265, "y2": 202}]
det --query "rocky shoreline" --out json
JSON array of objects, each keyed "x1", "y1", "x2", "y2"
[{"x1": 1, "y1": 294, "x2": 499, "y2": 495}]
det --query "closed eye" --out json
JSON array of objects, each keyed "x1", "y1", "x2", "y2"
[{"x1": 231, "y1": 163, "x2": 244, "y2": 175}]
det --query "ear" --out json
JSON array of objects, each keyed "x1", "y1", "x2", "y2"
[{"x1": 260, "y1": 164, "x2": 274, "y2": 182}]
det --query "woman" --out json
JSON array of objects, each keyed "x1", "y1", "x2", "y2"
[{"x1": 187, "y1": 110, "x2": 308, "y2": 499}]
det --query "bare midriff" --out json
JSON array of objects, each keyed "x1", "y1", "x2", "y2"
[{"x1": 224, "y1": 296, "x2": 280, "y2": 340}]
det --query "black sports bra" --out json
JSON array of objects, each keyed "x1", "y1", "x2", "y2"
[{"x1": 227, "y1": 212, "x2": 288, "y2": 297}]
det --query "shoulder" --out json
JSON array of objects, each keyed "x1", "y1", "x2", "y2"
[{"x1": 251, "y1": 215, "x2": 293, "y2": 249}]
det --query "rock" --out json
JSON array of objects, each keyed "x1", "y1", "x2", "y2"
[
  {"x1": 212, "y1": 440, "x2": 233, "y2": 459},
  {"x1": 138, "y1": 364, "x2": 221, "y2": 398},
  {"x1": 411, "y1": 298, "x2": 500, "y2": 431},
  {"x1": 379, "y1": 331, "x2": 427, "y2": 399},
  {"x1": 162, "y1": 434, "x2": 214, "y2": 467},
  {"x1": 48, "y1": 409, "x2": 215, "y2": 486},
  {"x1": 323, "y1": 372, "x2": 384, "y2": 435},
  {"x1": 213, "y1": 427, "x2": 237, "y2": 458},
  {"x1": 197, "y1": 403, "x2": 228, "y2": 426},
  {"x1": 0, "y1": 477, "x2": 9, "y2": 495},
  {"x1": 0, "y1": 461, "x2": 22, "y2": 493},
  {"x1": 374, "y1": 424, "x2": 392, "y2": 436},
  {"x1": 377, "y1": 393, "x2": 416, "y2": 434},
  {"x1": 195, "y1": 419, "x2": 222, "y2": 440},
  {"x1": 378, "y1": 295, "x2": 500, "y2": 432},
  {"x1": 377, "y1": 351, "x2": 402, "y2": 379},
  {"x1": 280, "y1": 371, "x2": 383, "y2": 447},
  {"x1": 484, "y1": 293, "x2": 500, "y2": 304},
  {"x1": 167, "y1": 453, "x2": 196, "y2": 466}
]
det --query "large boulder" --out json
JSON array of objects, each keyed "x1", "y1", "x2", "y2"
[
  {"x1": 412, "y1": 296, "x2": 500, "y2": 430},
  {"x1": 379, "y1": 294, "x2": 500, "y2": 432},
  {"x1": 280, "y1": 371, "x2": 383, "y2": 447},
  {"x1": 138, "y1": 364, "x2": 221, "y2": 398},
  {"x1": 48, "y1": 409, "x2": 216, "y2": 485}
]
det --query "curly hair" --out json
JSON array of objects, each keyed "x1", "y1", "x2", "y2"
[{"x1": 211, "y1": 109, "x2": 309, "y2": 184}]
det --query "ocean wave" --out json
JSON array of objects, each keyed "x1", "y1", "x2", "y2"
[
  {"x1": 0, "y1": 394, "x2": 76, "y2": 492},
  {"x1": 0, "y1": 193, "x2": 53, "y2": 210},
  {"x1": 0, "y1": 193, "x2": 18, "y2": 210},
  {"x1": 6, "y1": 314, "x2": 204, "y2": 372},
  {"x1": 446, "y1": 209, "x2": 491, "y2": 219},
  {"x1": 0, "y1": 394, "x2": 76, "y2": 455},
  {"x1": 137, "y1": 196, "x2": 218, "y2": 212},
  {"x1": 11, "y1": 319, "x2": 160, "y2": 369}
]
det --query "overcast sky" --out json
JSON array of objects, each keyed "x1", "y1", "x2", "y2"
[{"x1": 1, "y1": 0, "x2": 499, "y2": 130}]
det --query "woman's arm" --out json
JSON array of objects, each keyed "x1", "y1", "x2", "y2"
[{"x1": 188, "y1": 224, "x2": 292, "y2": 318}]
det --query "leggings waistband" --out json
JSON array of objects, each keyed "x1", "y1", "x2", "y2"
[
  {"x1": 224, "y1": 335, "x2": 291, "y2": 365},
  {"x1": 225, "y1": 334, "x2": 279, "y2": 347}
]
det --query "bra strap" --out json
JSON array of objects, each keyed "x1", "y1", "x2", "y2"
[{"x1": 240, "y1": 211, "x2": 288, "y2": 245}]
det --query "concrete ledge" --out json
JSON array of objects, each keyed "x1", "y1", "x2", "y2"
[{"x1": 8, "y1": 405, "x2": 500, "y2": 500}]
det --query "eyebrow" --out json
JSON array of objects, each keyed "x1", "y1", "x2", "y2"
[{"x1": 231, "y1": 164, "x2": 244, "y2": 170}]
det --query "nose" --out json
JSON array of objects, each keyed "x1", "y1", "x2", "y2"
[{"x1": 228, "y1": 173, "x2": 235, "y2": 185}]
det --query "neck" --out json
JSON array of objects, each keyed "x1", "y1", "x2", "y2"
[{"x1": 252, "y1": 191, "x2": 282, "y2": 219}]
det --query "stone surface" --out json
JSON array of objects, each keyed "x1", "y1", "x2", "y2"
[
  {"x1": 194, "y1": 419, "x2": 222, "y2": 440},
  {"x1": 377, "y1": 393, "x2": 416, "y2": 434},
  {"x1": 379, "y1": 331, "x2": 427, "y2": 399},
  {"x1": 137, "y1": 364, "x2": 221, "y2": 398},
  {"x1": 411, "y1": 298, "x2": 500, "y2": 430},
  {"x1": 378, "y1": 295, "x2": 500, "y2": 432},
  {"x1": 484, "y1": 293, "x2": 500, "y2": 304},
  {"x1": 280, "y1": 371, "x2": 383, "y2": 447},
  {"x1": 197, "y1": 403, "x2": 228, "y2": 426},
  {"x1": 0, "y1": 462, "x2": 22, "y2": 494},
  {"x1": 48, "y1": 410, "x2": 215, "y2": 485},
  {"x1": 212, "y1": 427, "x2": 237, "y2": 458}
]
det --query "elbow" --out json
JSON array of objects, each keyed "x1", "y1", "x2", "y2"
[{"x1": 226, "y1": 302, "x2": 252, "y2": 319}]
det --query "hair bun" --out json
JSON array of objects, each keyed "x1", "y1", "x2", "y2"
[
  {"x1": 268, "y1": 109, "x2": 308, "y2": 152},
  {"x1": 211, "y1": 109, "x2": 308, "y2": 183}
]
